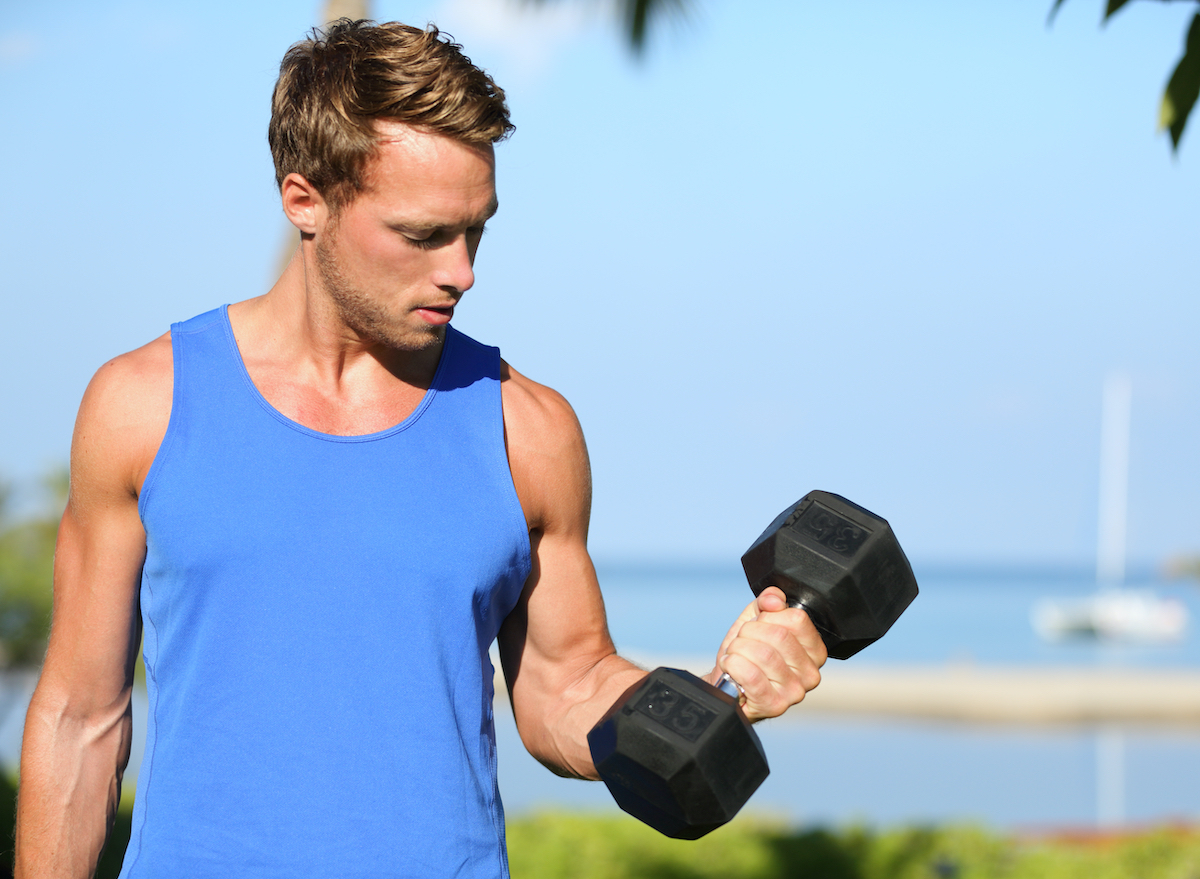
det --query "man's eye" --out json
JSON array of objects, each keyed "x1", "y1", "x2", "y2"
[{"x1": 405, "y1": 234, "x2": 438, "y2": 250}]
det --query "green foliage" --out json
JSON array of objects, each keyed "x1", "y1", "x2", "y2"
[
  {"x1": 504, "y1": 816, "x2": 1010, "y2": 879},
  {"x1": 0, "y1": 471, "x2": 65, "y2": 668},
  {"x1": 621, "y1": 0, "x2": 690, "y2": 54},
  {"x1": 1161, "y1": 12, "x2": 1200, "y2": 146},
  {"x1": 0, "y1": 773, "x2": 13, "y2": 875},
  {"x1": 506, "y1": 812, "x2": 782, "y2": 878},
  {"x1": 1012, "y1": 828, "x2": 1200, "y2": 879},
  {"x1": 1049, "y1": 0, "x2": 1200, "y2": 151},
  {"x1": 506, "y1": 813, "x2": 1200, "y2": 879},
  {"x1": 540, "y1": 0, "x2": 1199, "y2": 149},
  {"x1": 12, "y1": 805, "x2": 1200, "y2": 877},
  {"x1": 528, "y1": 0, "x2": 692, "y2": 55},
  {"x1": 95, "y1": 807, "x2": 133, "y2": 879}
]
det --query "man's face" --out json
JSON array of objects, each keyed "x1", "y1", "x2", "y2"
[{"x1": 313, "y1": 121, "x2": 497, "y2": 352}]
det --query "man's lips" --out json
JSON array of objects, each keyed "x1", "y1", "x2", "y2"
[{"x1": 416, "y1": 304, "x2": 455, "y2": 325}]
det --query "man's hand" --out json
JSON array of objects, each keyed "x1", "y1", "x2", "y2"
[{"x1": 706, "y1": 586, "x2": 827, "y2": 721}]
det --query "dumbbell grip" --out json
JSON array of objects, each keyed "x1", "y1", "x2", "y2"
[{"x1": 713, "y1": 597, "x2": 818, "y2": 702}]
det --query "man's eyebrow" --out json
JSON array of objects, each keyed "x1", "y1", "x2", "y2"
[{"x1": 394, "y1": 200, "x2": 499, "y2": 233}]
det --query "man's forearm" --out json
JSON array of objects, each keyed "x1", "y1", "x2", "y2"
[
  {"x1": 15, "y1": 688, "x2": 132, "y2": 879},
  {"x1": 511, "y1": 652, "x2": 649, "y2": 781}
]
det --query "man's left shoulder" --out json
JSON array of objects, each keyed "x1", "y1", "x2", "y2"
[
  {"x1": 499, "y1": 360, "x2": 583, "y2": 445},
  {"x1": 499, "y1": 360, "x2": 591, "y2": 531}
]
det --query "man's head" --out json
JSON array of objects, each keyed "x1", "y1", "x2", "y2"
[{"x1": 269, "y1": 19, "x2": 513, "y2": 213}]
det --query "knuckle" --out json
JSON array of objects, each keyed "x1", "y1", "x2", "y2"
[
  {"x1": 739, "y1": 662, "x2": 768, "y2": 692},
  {"x1": 750, "y1": 618, "x2": 795, "y2": 649}
]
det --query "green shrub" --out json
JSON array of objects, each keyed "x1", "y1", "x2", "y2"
[
  {"x1": 9, "y1": 805, "x2": 1200, "y2": 878},
  {"x1": 505, "y1": 814, "x2": 1200, "y2": 879},
  {"x1": 0, "y1": 471, "x2": 65, "y2": 668}
]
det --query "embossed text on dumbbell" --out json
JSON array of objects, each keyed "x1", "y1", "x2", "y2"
[
  {"x1": 631, "y1": 682, "x2": 718, "y2": 743},
  {"x1": 786, "y1": 502, "x2": 871, "y2": 557}
]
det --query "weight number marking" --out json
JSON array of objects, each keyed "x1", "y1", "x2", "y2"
[
  {"x1": 790, "y1": 502, "x2": 870, "y2": 558},
  {"x1": 633, "y1": 683, "x2": 718, "y2": 743}
]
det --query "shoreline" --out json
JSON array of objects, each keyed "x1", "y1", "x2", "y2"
[{"x1": 495, "y1": 657, "x2": 1200, "y2": 729}]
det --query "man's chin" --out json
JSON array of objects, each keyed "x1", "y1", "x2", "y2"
[
  {"x1": 390, "y1": 323, "x2": 445, "y2": 352},
  {"x1": 375, "y1": 328, "x2": 448, "y2": 361},
  {"x1": 342, "y1": 310, "x2": 446, "y2": 353}
]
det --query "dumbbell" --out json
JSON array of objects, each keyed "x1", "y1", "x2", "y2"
[{"x1": 587, "y1": 491, "x2": 918, "y2": 839}]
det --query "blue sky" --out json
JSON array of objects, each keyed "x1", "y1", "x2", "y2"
[{"x1": 1, "y1": 0, "x2": 1197, "y2": 569}]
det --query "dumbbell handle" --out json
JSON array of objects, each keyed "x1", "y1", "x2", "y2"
[{"x1": 715, "y1": 673, "x2": 742, "y2": 700}]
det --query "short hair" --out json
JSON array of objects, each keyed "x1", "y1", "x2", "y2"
[{"x1": 268, "y1": 19, "x2": 514, "y2": 209}]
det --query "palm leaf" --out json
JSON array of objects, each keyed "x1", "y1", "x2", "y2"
[
  {"x1": 527, "y1": 0, "x2": 695, "y2": 54},
  {"x1": 1160, "y1": 11, "x2": 1200, "y2": 146},
  {"x1": 1048, "y1": 0, "x2": 1071, "y2": 23},
  {"x1": 1049, "y1": 0, "x2": 1198, "y2": 150},
  {"x1": 623, "y1": 0, "x2": 691, "y2": 53},
  {"x1": 1049, "y1": 0, "x2": 1191, "y2": 25}
]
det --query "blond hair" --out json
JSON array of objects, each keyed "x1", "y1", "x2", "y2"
[{"x1": 268, "y1": 19, "x2": 513, "y2": 209}]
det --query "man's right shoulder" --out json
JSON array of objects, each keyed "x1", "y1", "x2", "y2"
[
  {"x1": 85, "y1": 331, "x2": 173, "y2": 409},
  {"x1": 74, "y1": 332, "x2": 174, "y2": 495}
]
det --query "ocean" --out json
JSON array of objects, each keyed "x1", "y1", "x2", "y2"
[
  {"x1": 2, "y1": 564, "x2": 1197, "y2": 831},
  {"x1": 495, "y1": 562, "x2": 1200, "y2": 830}
]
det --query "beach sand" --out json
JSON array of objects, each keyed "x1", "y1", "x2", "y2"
[{"x1": 495, "y1": 657, "x2": 1200, "y2": 729}]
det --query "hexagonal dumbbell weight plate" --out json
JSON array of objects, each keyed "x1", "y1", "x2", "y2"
[
  {"x1": 587, "y1": 667, "x2": 768, "y2": 840},
  {"x1": 741, "y1": 490, "x2": 918, "y2": 659}
]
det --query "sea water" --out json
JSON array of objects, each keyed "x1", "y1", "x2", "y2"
[
  {"x1": 2, "y1": 565, "x2": 1197, "y2": 830},
  {"x1": 494, "y1": 563, "x2": 1200, "y2": 829}
]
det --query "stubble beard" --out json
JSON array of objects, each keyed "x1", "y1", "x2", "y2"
[{"x1": 313, "y1": 230, "x2": 444, "y2": 354}]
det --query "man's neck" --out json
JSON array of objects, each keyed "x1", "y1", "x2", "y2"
[{"x1": 223, "y1": 250, "x2": 443, "y2": 436}]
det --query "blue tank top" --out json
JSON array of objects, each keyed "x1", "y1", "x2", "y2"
[{"x1": 122, "y1": 307, "x2": 531, "y2": 878}]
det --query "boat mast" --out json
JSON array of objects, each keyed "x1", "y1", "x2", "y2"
[{"x1": 1097, "y1": 374, "x2": 1132, "y2": 589}]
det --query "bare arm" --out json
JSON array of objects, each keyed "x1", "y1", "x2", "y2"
[
  {"x1": 496, "y1": 364, "x2": 826, "y2": 780},
  {"x1": 15, "y1": 337, "x2": 171, "y2": 878}
]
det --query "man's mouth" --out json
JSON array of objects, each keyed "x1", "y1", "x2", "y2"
[{"x1": 416, "y1": 304, "x2": 455, "y2": 325}]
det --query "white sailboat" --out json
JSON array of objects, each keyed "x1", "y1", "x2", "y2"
[
  {"x1": 1031, "y1": 587, "x2": 1187, "y2": 643},
  {"x1": 1031, "y1": 374, "x2": 1188, "y2": 645}
]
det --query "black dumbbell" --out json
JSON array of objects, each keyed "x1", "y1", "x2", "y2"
[{"x1": 587, "y1": 491, "x2": 918, "y2": 839}]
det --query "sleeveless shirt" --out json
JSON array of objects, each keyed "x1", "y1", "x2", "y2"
[{"x1": 121, "y1": 307, "x2": 531, "y2": 878}]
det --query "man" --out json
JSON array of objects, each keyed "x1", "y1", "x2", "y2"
[{"x1": 15, "y1": 20, "x2": 825, "y2": 878}]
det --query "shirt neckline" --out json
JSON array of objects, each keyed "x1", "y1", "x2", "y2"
[{"x1": 217, "y1": 303, "x2": 449, "y2": 443}]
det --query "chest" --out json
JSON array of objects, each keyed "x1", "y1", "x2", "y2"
[{"x1": 242, "y1": 366, "x2": 432, "y2": 436}]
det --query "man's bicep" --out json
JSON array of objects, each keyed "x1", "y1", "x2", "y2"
[
  {"x1": 495, "y1": 502, "x2": 648, "y2": 779},
  {"x1": 41, "y1": 501, "x2": 145, "y2": 700},
  {"x1": 500, "y1": 371, "x2": 609, "y2": 675},
  {"x1": 500, "y1": 529, "x2": 613, "y2": 680}
]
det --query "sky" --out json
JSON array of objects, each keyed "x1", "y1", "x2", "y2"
[{"x1": 1, "y1": 0, "x2": 1197, "y2": 571}]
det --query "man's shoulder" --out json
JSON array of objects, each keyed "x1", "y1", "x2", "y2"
[
  {"x1": 499, "y1": 360, "x2": 591, "y2": 532},
  {"x1": 499, "y1": 360, "x2": 583, "y2": 449},
  {"x1": 87, "y1": 331, "x2": 173, "y2": 406},
  {"x1": 75, "y1": 332, "x2": 175, "y2": 492}
]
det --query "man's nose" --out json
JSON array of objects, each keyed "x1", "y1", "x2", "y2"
[{"x1": 432, "y1": 237, "x2": 475, "y2": 295}]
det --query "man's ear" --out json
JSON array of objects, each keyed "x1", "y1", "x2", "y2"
[{"x1": 280, "y1": 173, "x2": 327, "y2": 235}]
